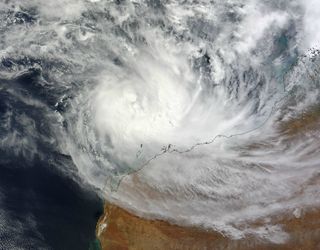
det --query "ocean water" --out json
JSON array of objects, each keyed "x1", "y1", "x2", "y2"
[
  {"x1": 0, "y1": 0, "x2": 320, "y2": 247},
  {"x1": 0, "y1": 139, "x2": 103, "y2": 249}
]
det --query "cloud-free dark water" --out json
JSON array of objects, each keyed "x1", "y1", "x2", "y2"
[
  {"x1": 0, "y1": 57, "x2": 103, "y2": 249},
  {"x1": 0, "y1": 71, "x2": 103, "y2": 249},
  {"x1": 0, "y1": 154, "x2": 103, "y2": 250},
  {"x1": 1, "y1": 0, "x2": 320, "y2": 245}
]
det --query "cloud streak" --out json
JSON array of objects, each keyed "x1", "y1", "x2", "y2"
[{"x1": 1, "y1": 0, "x2": 320, "y2": 242}]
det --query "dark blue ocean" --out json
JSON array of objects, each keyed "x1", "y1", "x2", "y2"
[
  {"x1": 1, "y1": 0, "x2": 320, "y2": 247},
  {"x1": 0, "y1": 153, "x2": 103, "y2": 250},
  {"x1": 0, "y1": 74, "x2": 103, "y2": 250}
]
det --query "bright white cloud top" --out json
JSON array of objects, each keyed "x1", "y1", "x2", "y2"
[{"x1": 1, "y1": 0, "x2": 320, "y2": 243}]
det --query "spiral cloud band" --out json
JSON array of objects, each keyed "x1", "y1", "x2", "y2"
[{"x1": 1, "y1": 0, "x2": 320, "y2": 242}]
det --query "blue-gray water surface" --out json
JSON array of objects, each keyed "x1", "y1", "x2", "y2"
[
  {"x1": 0, "y1": 74, "x2": 103, "y2": 249},
  {"x1": 1, "y1": 0, "x2": 320, "y2": 247}
]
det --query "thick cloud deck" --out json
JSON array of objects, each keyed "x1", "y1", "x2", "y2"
[{"x1": 0, "y1": 0, "x2": 320, "y2": 242}]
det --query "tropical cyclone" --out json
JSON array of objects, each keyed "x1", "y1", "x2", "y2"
[{"x1": 1, "y1": 0, "x2": 320, "y2": 243}]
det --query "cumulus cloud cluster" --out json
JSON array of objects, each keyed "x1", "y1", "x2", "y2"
[{"x1": 1, "y1": 0, "x2": 320, "y2": 241}]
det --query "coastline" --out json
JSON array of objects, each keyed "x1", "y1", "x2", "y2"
[
  {"x1": 96, "y1": 202, "x2": 320, "y2": 250},
  {"x1": 95, "y1": 107, "x2": 320, "y2": 250}
]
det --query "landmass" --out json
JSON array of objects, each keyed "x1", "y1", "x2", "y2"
[
  {"x1": 96, "y1": 202, "x2": 320, "y2": 250},
  {"x1": 96, "y1": 106, "x2": 320, "y2": 250}
]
